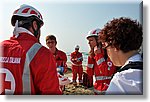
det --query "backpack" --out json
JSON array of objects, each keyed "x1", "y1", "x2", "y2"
[{"x1": 83, "y1": 72, "x2": 93, "y2": 88}]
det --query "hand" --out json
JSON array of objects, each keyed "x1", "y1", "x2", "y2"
[
  {"x1": 94, "y1": 46, "x2": 101, "y2": 55},
  {"x1": 57, "y1": 67, "x2": 61, "y2": 72},
  {"x1": 57, "y1": 67, "x2": 64, "y2": 73}
]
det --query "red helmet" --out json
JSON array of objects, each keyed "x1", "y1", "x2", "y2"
[
  {"x1": 86, "y1": 28, "x2": 101, "y2": 39},
  {"x1": 11, "y1": 4, "x2": 43, "y2": 26}
]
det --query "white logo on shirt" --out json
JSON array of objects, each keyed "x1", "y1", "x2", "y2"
[
  {"x1": 0, "y1": 68, "x2": 15, "y2": 94},
  {"x1": 0, "y1": 57, "x2": 21, "y2": 64}
]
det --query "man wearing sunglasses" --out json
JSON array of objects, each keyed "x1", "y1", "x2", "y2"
[{"x1": 46, "y1": 35, "x2": 68, "y2": 91}]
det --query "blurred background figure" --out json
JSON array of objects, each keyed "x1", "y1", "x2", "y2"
[
  {"x1": 46, "y1": 35, "x2": 68, "y2": 75},
  {"x1": 70, "y1": 45, "x2": 83, "y2": 86},
  {"x1": 46, "y1": 35, "x2": 68, "y2": 91}
]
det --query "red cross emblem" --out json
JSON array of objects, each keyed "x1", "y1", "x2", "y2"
[{"x1": 0, "y1": 73, "x2": 11, "y2": 94}]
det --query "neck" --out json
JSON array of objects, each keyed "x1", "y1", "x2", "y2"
[
  {"x1": 75, "y1": 51, "x2": 78, "y2": 53},
  {"x1": 118, "y1": 50, "x2": 138, "y2": 66},
  {"x1": 49, "y1": 47, "x2": 57, "y2": 54}
]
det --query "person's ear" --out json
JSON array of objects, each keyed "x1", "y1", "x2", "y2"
[{"x1": 32, "y1": 21, "x2": 38, "y2": 30}]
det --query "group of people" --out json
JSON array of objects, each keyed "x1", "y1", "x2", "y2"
[{"x1": 0, "y1": 4, "x2": 143, "y2": 95}]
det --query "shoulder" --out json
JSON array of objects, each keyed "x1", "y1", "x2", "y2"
[
  {"x1": 71, "y1": 52, "x2": 75, "y2": 54},
  {"x1": 41, "y1": 46, "x2": 52, "y2": 54},
  {"x1": 58, "y1": 50, "x2": 66, "y2": 54},
  {"x1": 57, "y1": 50, "x2": 67, "y2": 59},
  {"x1": 79, "y1": 52, "x2": 82, "y2": 55},
  {"x1": 36, "y1": 45, "x2": 52, "y2": 58},
  {"x1": 57, "y1": 50, "x2": 66, "y2": 55},
  {"x1": 71, "y1": 52, "x2": 77, "y2": 57},
  {"x1": 113, "y1": 69, "x2": 142, "y2": 82},
  {"x1": 108, "y1": 69, "x2": 142, "y2": 94},
  {"x1": 32, "y1": 45, "x2": 55, "y2": 66},
  {"x1": 107, "y1": 59, "x2": 143, "y2": 95},
  {"x1": 1, "y1": 39, "x2": 18, "y2": 46}
]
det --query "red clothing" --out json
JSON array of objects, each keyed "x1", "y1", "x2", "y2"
[
  {"x1": 54, "y1": 49, "x2": 67, "y2": 73},
  {"x1": 70, "y1": 51, "x2": 83, "y2": 81},
  {"x1": 86, "y1": 49, "x2": 116, "y2": 94},
  {"x1": 0, "y1": 33, "x2": 62, "y2": 95}
]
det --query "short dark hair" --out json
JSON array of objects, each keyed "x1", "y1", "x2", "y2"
[
  {"x1": 11, "y1": 16, "x2": 43, "y2": 30},
  {"x1": 101, "y1": 17, "x2": 143, "y2": 53},
  {"x1": 46, "y1": 35, "x2": 57, "y2": 43}
]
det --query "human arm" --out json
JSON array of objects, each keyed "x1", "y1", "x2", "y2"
[
  {"x1": 86, "y1": 56, "x2": 94, "y2": 77},
  {"x1": 70, "y1": 53, "x2": 78, "y2": 63}
]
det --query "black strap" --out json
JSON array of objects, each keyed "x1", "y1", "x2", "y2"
[
  {"x1": 117, "y1": 61, "x2": 143, "y2": 72},
  {"x1": 103, "y1": 49, "x2": 108, "y2": 60}
]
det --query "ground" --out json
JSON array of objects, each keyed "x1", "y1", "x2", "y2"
[
  {"x1": 63, "y1": 83, "x2": 94, "y2": 95},
  {"x1": 63, "y1": 66, "x2": 94, "y2": 95}
]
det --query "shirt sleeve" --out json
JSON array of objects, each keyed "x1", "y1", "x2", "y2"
[{"x1": 86, "y1": 56, "x2": 94, "y2": 76}]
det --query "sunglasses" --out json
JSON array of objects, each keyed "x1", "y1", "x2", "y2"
[{"x1": 46, "y1": 41, "x2": 55, "y2": 44}]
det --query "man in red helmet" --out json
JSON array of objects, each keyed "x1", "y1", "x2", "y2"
[
  {"x1": 70, "y1": 45, "x2": 83, "y2": 86},
  {"x1": 86, "y1": 28, "x2": 116, "y2": 94},
  {"x1": 0, "y1": 4, "x2": 62, "y2": 95}
]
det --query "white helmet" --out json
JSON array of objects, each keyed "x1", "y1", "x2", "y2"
[
  {"x1": 86, "y1": 28, "x2": 101, "y2": 39},
  {"x1": 11, "y1": 4, "x2": 43, "y2": 26},
  {"x1": 75, "y1": 45, "x2": 80, "y2": 49}
]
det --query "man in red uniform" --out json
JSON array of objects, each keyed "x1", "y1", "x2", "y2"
[
  {"x1": 86, "y1": 28, "x2": 116, "y2": 94},
  {"x1": 46, "y1": 35, "x2": 68, "y2": 75},
  {"x1": 70, "y1": 45, "x2": 83, "y2": 85},
  {"x1": 0, "y1": 4, "x2": 62, "y2": 95},
  {"x1": 46, "y1": 35, "x2": 68, "y2": 91}
]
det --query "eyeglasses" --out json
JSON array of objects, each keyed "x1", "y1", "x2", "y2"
[{"x1": 46, "y1": 41, "x2": 55, "y2": 44}]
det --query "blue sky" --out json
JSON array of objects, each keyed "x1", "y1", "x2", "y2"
[{"x1": 0, "y1": 0, "x2": 142, "y2": 52}]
